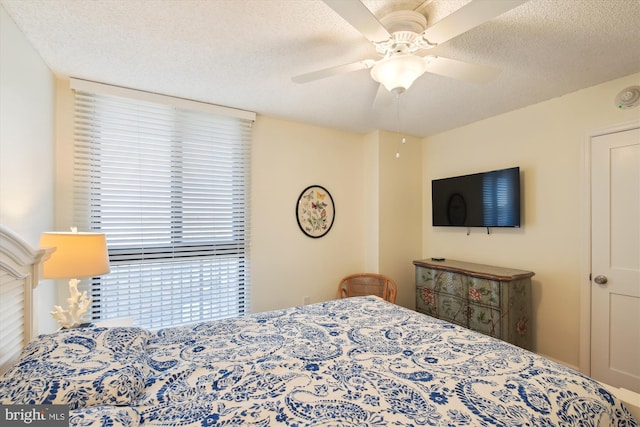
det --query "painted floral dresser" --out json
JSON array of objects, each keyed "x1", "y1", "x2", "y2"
[{"x1": 414, "y1": 259, "x2": 534, "y2": 350}]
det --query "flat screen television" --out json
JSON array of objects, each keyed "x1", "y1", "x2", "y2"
[{"x1": 432, "y1": 166, "x2": 521, "y2": 228}]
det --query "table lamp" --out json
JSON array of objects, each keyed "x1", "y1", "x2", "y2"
[{"x1": 39, "y1": 229, "x2": 110, "y2": 329}]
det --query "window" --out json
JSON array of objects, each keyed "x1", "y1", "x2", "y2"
[
  {"x1": 482, "y1": 169, "x2": 517, "y2": 227},
  {"x1": 72, "y1": 79, "x2": 254, "y2": 329}
]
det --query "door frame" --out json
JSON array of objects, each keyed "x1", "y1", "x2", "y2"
[{"x1": 579, "y1": 119, "x2": 640, "y2": 376}]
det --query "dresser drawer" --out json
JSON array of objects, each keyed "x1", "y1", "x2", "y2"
[
  {"x1": 467, "y1": 304, "x2": 503, "y2": 337},
  {"x1": 467, "y1": 276, "x2": 500, "y2": 308}
]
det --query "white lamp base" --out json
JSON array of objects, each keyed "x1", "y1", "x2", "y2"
[{"x1": 50, "y1": 278, "x2": 93, "y2": 329}]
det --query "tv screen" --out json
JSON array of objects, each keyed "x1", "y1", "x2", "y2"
[{"x1": 432, "y1": 167, "x2": 521, "y2": 227}]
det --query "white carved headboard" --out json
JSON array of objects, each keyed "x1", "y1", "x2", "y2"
[{"x1": 0, "y1": 225, "x2": 53, "y2": 373}]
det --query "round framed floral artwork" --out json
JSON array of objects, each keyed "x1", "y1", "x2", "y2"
[{"x1": 296, "y1": 185, "x2": 335, "y2": 238}]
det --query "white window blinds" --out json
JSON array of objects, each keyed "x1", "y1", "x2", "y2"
[{"x1": 72, "y1": 79, "x2": 254, "y2": 329}]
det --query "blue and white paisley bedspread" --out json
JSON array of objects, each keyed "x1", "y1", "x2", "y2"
[{"x1": 1, "y1": 296, "x2": 637, "y2": 426}]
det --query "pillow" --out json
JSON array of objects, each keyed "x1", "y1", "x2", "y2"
[{"x1": 0, "y1": 326, "x2": 150, "y2": 410}]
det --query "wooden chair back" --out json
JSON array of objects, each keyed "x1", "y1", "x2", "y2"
[{"x1": 338, "y1": 273, "x2": 397, "y2": 303}]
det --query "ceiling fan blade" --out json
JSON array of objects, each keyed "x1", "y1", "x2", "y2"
[
  {"x1": 422, "y1": 0, "x2": 528, "y2": 45},
  {"x1": 292, "y1": 60, "x2": 375, "y2": 84},
  {"x1": 322, "y1": 0, "x2": 391, "y2": 44},
  {"x1": 425, "y1": 57, "x2": 500, "y2": 84}
]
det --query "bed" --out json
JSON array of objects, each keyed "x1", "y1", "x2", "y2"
[{"x1": 0, "y1": 225, "x2": 638, "y2": 426}]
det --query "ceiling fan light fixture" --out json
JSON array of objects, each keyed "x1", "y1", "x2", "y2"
[{"x1": 370, "y1": 54, "x2": 427, "y2": 93}]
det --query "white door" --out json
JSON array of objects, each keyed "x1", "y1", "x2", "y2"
[{"x1": 590, "y1": 127, "x2": 640, "y2": 393}]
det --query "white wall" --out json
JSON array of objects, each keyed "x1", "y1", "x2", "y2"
[
  {"x1": 422, "y1": 72, "x2": 640, "y2": 368},
  {"x1": 0, "y1": 6, "x2": 57, "y2": 333}
]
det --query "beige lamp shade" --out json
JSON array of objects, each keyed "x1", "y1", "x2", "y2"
[{"x1": 39, "y1": 232, "x2": 110, "y2": 279}]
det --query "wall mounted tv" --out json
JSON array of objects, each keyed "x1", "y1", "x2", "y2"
[{"x1": 432, "y1": 166, "x2": 521, "y2": 228}]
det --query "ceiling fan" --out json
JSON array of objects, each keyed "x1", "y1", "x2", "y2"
[{"x1": 293, "y1": 0, "x2": 529, "y2": 95}]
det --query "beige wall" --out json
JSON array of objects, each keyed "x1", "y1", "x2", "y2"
[
  {"x1": 250, "y1": 116, "x2": 368, "y2": 311},
  {"x1": 377, "y1": 131, "x2": 423, "y2": 309},
  {"x1": 422, "y1": 72, "x2": 640, "y2": 368},
  {"x1": 0, "y1": 6, "x2": 57, "y2": 333}
]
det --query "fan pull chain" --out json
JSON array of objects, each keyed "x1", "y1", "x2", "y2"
[{"x1": 395, "y1": 91, "x2": 405, "y2": 158}]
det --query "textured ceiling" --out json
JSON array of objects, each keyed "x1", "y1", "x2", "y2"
[{"x1": 2, "y1": 0, "x2": 640, "y2": 137}]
